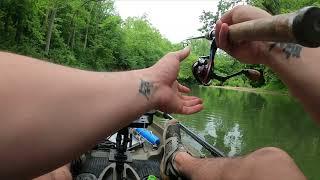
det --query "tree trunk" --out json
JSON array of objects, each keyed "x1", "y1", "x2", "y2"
[
  {"x1": 43, "y1": 8, "x2": 50, "y2": 32},
  {"x1": 67, "y1": 26, "x2": 73, "y2": 46},
  {"x1": 3, "y1": 15, "x2": 9, "y2": 36},
  {"x1": 83, "y1": 26, "x2": 89, "y2": 50},
  {"x1": 15, "y1": 17, "x2": 23, "y2": 44},
  {"x1": 45, "y1": 8, "x2": 56, "y2": 55},
  {"x1": 71, "y1": 27, "x2": 76, "y2": 49},
  {"x1": 2, "y1": 1, "x2": 11, "y2": 37},
  {"x1": 83, "y1": 4, "x2": 94, "y2": 50},
  {"x1": 15, "y1": 7, "x2": 24, "y2": 44},
  {"x1": 67, "y1": 12, "x2": 77, "y2": 47}
]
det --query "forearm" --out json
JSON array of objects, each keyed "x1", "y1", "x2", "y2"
[
  {"x1": 0, "y1": 52, "x2": 154, "y2": 178},
  {"x1": 265, "y1": 46, "x2": 320, "y2": 122}
]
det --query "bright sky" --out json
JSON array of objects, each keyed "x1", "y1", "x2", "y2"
[{"x1": 114, "y1": 0, "x2": 219, "y2": 43}]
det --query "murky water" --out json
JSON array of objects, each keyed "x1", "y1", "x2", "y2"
[{"x1": 159, "y1": 86, "x2": 320, "y2": 179}]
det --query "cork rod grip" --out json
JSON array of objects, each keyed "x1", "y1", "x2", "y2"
[{"x1": 228, "y1": 6, "x2": 320, "y2": 48}]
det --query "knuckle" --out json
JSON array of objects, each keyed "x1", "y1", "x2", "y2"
[
  {"x1": 254, "y1": 147, "x2": 292, "y2": 160},
  {"x1": 233, "y1": 5, "x2": 247, "y2": 11},
  {"x1": 167, "y1": 52, "x2": 179, "y2": 60},
  {"x1": 166, "y1": 52, "x2": 176, "y2": 58}
]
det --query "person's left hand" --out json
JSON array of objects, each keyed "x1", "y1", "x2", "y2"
[{"x1": 149, "y1": 47, "x2": 203, "y2": 114}]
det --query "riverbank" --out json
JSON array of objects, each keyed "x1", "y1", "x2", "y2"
[{"x1": 209, "y1": 86, "x2": 289, "y2": 96}]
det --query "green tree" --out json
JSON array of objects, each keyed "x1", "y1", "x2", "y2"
[{"x1": 122, "y1": 17, "x2": 172, "y2": 69}]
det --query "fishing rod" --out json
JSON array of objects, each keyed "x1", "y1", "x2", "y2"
[
  {"x1": 186, "y1": 6, "x2": 320, "y2": 86},
  {"x1": 155, "y1": 111, "x2": 225, "y2": 157}
]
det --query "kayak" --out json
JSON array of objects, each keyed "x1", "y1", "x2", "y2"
[{"x1": 71, "y1": 112, "x2": 224, "y2": 180}]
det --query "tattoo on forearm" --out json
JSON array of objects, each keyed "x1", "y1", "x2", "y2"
[
  {"x1": 269, "y1": 43, "x2": 303, "y2": 59},
  {"x1": 139, "y1": 79, "x2": 153, "y2": 100}
]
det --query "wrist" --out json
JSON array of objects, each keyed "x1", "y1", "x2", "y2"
[
  {"x1": 263, "y1": 51, "x2": 279, "y2": 70},
  {"x1": 135, "y1": 68, "x2": 160, "y2": 110},
  {"x1": 258, "y1": 42, "x2": 275, "y2": 66}
]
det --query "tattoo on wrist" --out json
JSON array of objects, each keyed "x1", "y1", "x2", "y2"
[
  {"x1": 269, "y1": 43, "x2": 303, "y2": 59},
  {"x1": 139, "y1": 79, "x2": 154, "y2": 100}
]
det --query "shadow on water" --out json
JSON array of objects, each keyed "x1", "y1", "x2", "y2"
[{"x1": 169, "y1": 86, "x2": 320, "y2": 180}]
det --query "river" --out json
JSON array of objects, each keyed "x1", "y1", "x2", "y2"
[{"x1": 158, "y1": 86, "x2": 320, "y2": 179}]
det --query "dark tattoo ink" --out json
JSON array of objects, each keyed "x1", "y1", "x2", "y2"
[
  {"x1": 139, "y1": 79, "x2": 153, "y2": 100},
  {"x1": 269, "y1": 43, "x2": 303, "y2": 59}
]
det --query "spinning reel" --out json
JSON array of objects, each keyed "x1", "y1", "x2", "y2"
[{"x1": 184, "y1": 30, "x2": 262, "y2": 86}]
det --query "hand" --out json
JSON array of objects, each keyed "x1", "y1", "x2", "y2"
[
  {"x1": 149, "y1": 47, "x2": 203, "y2": 114},
  {"x1": 215, "y1": 5, "x2": 272, "y2": 64}
]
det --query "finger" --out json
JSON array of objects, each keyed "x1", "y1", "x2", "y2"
[
  {"x1": 183, "y1": 98, "x2": 203, "y2": 107},
  {"x1": 181, "y1": 104, "x2": 204, "y2": 115},
  {"x1": 220, "y1": 8, "x2": 235, "y2": 25},
  {"x1": 219, "y1": 23, "x2": 230, "y2": 50},
  {"x1": 181, "y1": 95, "x2": 199, "y2": 100},
  {"x1": 215, "y1": 20, "x2": 222, "y2": 47},
  {"x1": 174, "y1": 46, "x2": 191, "y2": 62},
  {"x1": 178, "y1": 83, "x2": 191, "y2": 93}
]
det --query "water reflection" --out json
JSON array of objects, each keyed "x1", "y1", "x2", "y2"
[
  {"x1": 204, "y1": 117, "x2": 222, "y2": 145},
  {"x1": 224, "y1": 123, "x2": 242, "y2": 157}
]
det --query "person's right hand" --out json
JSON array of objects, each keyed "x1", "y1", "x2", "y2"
[{"x1": 215, "y1": 5, "x2": 272, "y2": 65}]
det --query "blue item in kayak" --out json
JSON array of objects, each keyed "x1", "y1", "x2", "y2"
[{"x1": 135, "y1": 128, "x2": 160, "y2": 145}]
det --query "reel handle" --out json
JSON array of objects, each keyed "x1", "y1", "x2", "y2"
[
  {"x1": 228, "y1": 6, "x2": 320, "y2": 48},
  {"x1": 244, "y1": 69, "x2": 261, "y2": 81}
]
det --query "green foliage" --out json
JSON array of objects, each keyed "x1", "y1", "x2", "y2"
[
  {"x1": 248, "y1": 0, "x2": 320, "y2": 14},
  {"x1": 249, "y1": 0, "x2": 280, "y2": 14},
  {"x1": 0, "y1": 0, "x2": 173, "y2": 72},
  {"x1": 122, "y1": 17, "x2": 172, "y2": 69}
]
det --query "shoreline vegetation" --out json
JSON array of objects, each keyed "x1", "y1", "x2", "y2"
[{"x1": 208, "y1": 85, "x2": 289, "y2": 96}]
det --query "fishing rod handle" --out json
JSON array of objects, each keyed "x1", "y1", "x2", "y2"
[{"x1": 228, "y1": 6, "x2": 320, "y2": 48}]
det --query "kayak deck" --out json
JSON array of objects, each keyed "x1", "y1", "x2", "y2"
[
  {"x1": 71, "y1": 122, "x2": 202, "y2": 179},
  {"x1": 72, "y1": 150, "x2": 162, "y2": 179}
]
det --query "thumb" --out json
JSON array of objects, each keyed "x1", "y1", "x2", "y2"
[{"x1": 174, "y1": 46, "x2": 190, "y2": 62}]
